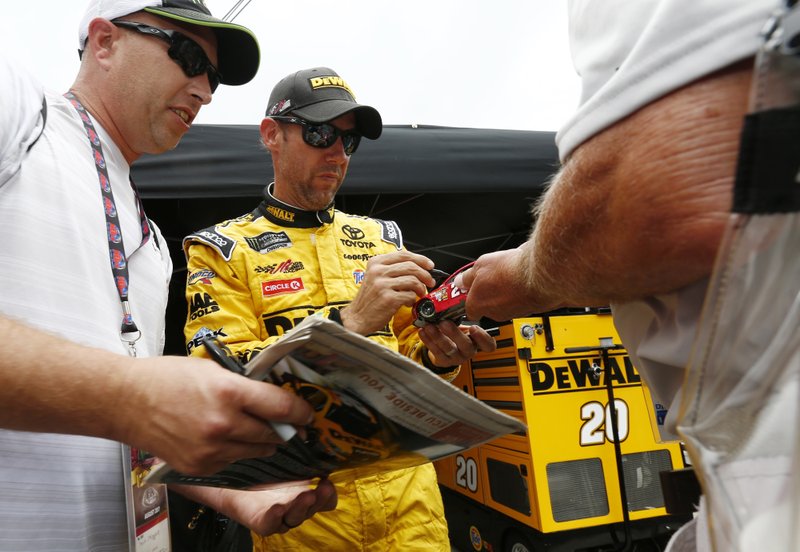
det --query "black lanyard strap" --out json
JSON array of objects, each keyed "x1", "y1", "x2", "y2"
[{"x1": 64, "y1": 91, "x2": 152, "y2": 356}]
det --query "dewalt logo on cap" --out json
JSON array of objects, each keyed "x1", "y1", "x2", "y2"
[{"x1": 309, "y1": 76, "x2": 355, "y2": 99}]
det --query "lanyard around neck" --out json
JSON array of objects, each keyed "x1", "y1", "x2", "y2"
[{"x1": 64, "y1": 91, "x2": 152, "y2": 357}]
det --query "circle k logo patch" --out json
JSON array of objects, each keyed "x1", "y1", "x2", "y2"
[{"x1": 262, "y1": 278, "x2": 305, "y2": 297}]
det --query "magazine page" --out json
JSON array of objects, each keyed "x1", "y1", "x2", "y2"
[{"x1": 145, "y1": 316, "x2": 525, "y2": 488}]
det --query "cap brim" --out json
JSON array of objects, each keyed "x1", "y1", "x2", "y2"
[
  {"x1": 293, "y1": 101, "x2": 383, "y2": 140},
  {"x1": 144, "y1": 6, "x2": 260, "y2": 85}
]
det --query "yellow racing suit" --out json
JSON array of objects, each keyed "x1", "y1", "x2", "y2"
[{"x1": 183, "y1": 187, "x2": 451, "y2": 551}]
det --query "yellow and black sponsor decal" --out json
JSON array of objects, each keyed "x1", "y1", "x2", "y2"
[
  {"x1": 528, "y1": 354, "x2": 640, "y2": 394},
  {"x1": 265, "y1": 205, "x2": 296, "y2": 223},
  {"x1": 189, "y1": 292, "x2": 220, "y2": 321},
  {"x1": 262, "y1": 305, "x2": 320, "y2": 338},
  {"x1": 261, "y1": 304, "x2": 392, "y2": 339},
  {"x1": 309, "y1": 75, "x2": 355, "y2": 98}
]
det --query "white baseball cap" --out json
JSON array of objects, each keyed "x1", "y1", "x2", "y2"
[{"x1": 78, "y1": 0, "x2": 260, "y2": 85}]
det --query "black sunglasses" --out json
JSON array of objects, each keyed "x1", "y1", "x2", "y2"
[
  {"x1": 112, "y1": 20, "x2": 221, "y2": 93},
  {"x1": 271, "y1": 116, "x2": 362, "y2": 156}
]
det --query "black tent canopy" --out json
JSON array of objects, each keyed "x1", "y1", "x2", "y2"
[
  {"x1": 135, "y1": 124, "x2": 558, "y2": 197},
  {"x1": 133, "y1": 124, "x2": 559, "y2": 353}
]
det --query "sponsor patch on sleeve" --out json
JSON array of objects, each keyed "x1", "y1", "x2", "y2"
[
  {"x1": 188, "y1": 292, "x2": 220, "y2": 321},
  {"x1": 376, "y1": 219, "x2": 403, "y2": 250},
  {"x1": 186, "y1": 326, "x2": 227, "y2": 355},
  {"x1": 184, "y1": 226, "x2": 236, "y2": 260},
  {"x1": 187, "y1": 269, "x2": 216, "y2": 286}
]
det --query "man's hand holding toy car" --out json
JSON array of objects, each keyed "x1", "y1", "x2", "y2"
[
  {"x1": 339, "y1": 252, "x2": 495, "y2": 368},
  {"x1": 456, "y1": 246, "x2": 555, "y2": 322},
  {"x1": 412, "y1": 262, "x2": 496, "y2": 366}
]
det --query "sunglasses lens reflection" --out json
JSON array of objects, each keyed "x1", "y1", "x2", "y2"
[
  {"x1": 169, "y1": 38, "x2": 220, "y2": 92},
  {"x1": 302, "y1": 124, "x2": 361, "y2": 155},
  {"x1": 341, "y1": 134, "x2": 360, "y2": 155},
  {"x1": 273, "y1": 117, "x2": 362, "y2": 156}
]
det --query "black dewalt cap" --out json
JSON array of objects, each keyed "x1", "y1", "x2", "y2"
[{"x1": 266, "y1": 67, "x2": 382, "y2": 139}]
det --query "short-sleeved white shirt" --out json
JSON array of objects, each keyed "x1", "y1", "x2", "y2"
[
  {"x1": 556, "y1": 4, "x2": 782, "y2": 549},
  {"x1": 556, "y1": 0, "x2": 778, "y2": 428},
  {"x1": 557, "y1": 0, "x2": 777, "y2": 161},
  {"x1": 0, "y1": 56, "x2": 172, "y2": 551}
]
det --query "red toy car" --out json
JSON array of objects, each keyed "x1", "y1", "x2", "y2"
[{"x1": 412, "y1": 262, "x2": 474, "y2": 327}]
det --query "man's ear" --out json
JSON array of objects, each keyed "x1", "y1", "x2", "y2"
[
  {"x1": 260, "y1": 117, "x2": 281, "y2": 148},
  {"x1": 84, "y1": 18, "x2": 119, "y2": 68}
]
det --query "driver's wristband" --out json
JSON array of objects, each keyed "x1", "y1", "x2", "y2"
[{"x1": 328, "y1": 307, "x2": 343, "y2": 326}]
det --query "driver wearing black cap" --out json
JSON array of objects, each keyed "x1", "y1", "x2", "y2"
[{"x1": 184, "y1": 66, "x2": 496, "y2": 551}]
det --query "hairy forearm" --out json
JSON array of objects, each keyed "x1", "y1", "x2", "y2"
[
  {"x1": 0, "y1": 314, "x2": 320, "y2": 476},
  {"x1": 0, "y1": 315, "x2": 134, "y2": 439},
  {"x1": 526, "y1": 60, "x2": 753, "y2": 306}
]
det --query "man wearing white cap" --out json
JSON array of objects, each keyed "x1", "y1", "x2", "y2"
[{"x1": 0, "y1": 2, "x2": 336, "y2": 550}]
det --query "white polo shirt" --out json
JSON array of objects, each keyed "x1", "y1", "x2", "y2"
[{"x1": 0, "y1": 55, "x2": 172, "y2": 551}]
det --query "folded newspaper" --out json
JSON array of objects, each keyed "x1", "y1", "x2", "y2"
[{"x1": 145, "y1": 316, "x2": 526, "y2": 489}]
